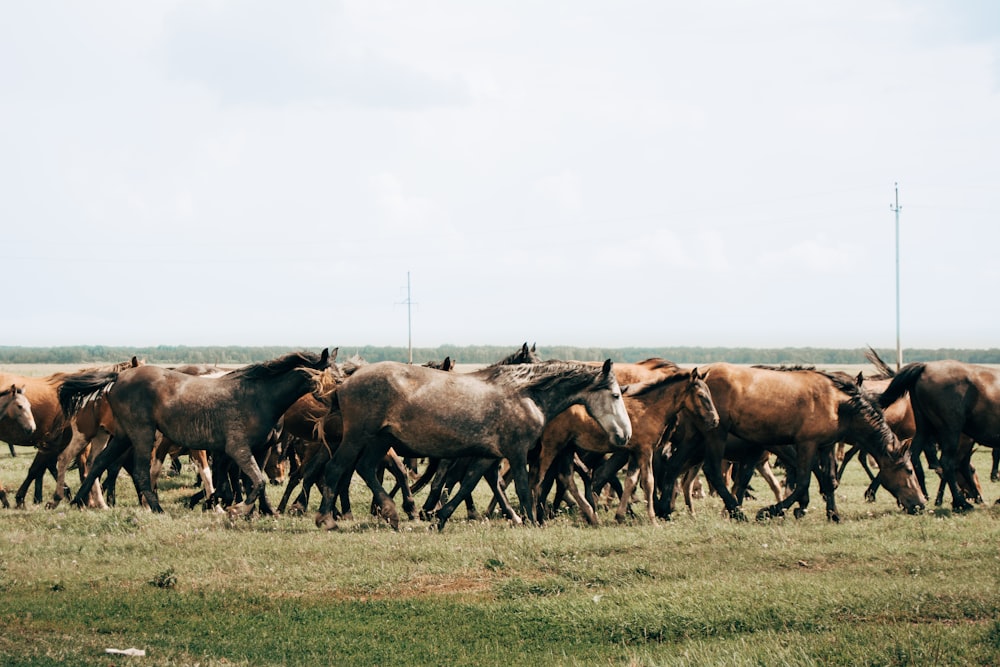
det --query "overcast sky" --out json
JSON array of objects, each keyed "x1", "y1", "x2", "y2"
[{"x1": 3, "y1": 1, "x2": 999, "y2": 350}]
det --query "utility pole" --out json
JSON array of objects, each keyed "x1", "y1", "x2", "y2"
[
  {"x1": 891, "y1": 183, "x2": 902, "y2": 371},
  {"x1": 402, "y1": 272, "x2": 413, "y2": 364}
]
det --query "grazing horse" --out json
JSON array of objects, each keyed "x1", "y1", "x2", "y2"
[
  {"x1": 655, "y1": 363, "x2": 926, "y2": 522},
  {"x1": 0, "y1": 385, "x2": 36, "y2": 508},
  {"x1": 533, "y1": 368, "x2": 719, "y2": 525},
  {"x1": 58, "y1": 349, "x2": 334, "y2": 515},
  {"x1": 315, "y1": 359, "x2": 632, "y2": 531},
  {"x1": 878, "y1": 360, "x2": 1000, "y2": 511}
]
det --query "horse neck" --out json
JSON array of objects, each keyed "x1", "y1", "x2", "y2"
[
  {"x1": 238, "y1": 370, "x2": 314, "y2": 421},
  {"x1": 845, "y1": 408, "x2": 897, "y2": 461}
]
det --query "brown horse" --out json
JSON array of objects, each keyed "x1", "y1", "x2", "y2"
[
  {"x1": 59, "y1": 349, "x2": 334, "y2": 515},
  {"x1": 2, "y1": 360, "x2": 140, "y2": 508},
  {"x1": 316, "y1": 359, "x2": 632, "y2": 531},
  {"x1": 533, "y1": 367, "x2": 718, "y2": 525},
  {"x1": 0, "y1": 385, "x2": 36, "y2": 508},
  {"x1": 655, "y1": 363, "x2": 926, "y2": 522},
  {"x1": 877, "y1": 360, "x2": 1000, "y2": 511}
]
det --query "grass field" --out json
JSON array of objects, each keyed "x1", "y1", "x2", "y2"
[
  {"x1": 1, "y1": 362, "x2": 999, "y2": 665},
  {"x1": 1, "y1": 440, "x2": 998, "y2": 666}
]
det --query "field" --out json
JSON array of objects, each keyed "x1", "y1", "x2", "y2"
[{"x1": 1, "y1": 364, "x2": 999, "y2": 666}]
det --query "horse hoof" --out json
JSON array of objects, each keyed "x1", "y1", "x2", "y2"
[
  {"x1": 953, "y1": 502, "x2": 975, "y2": 513},
  {"x1": 730, "y1": 508, "x2": 748, "y2": 522},
  {"x1": 794, "y1": 508, "x2": 806, "y2": 520},
  {"x1": 826, "y1": 511, "x2": 840, "y2": 523},
  {"x1": 315, "y1": 513, "x2": 338, "y2": 531},
  {"x1": 755, "y1": 507, "x2": 779, "y2": 521},
  {"x1": 45, "y1": 501, "x2": 57, "y2": 510}
]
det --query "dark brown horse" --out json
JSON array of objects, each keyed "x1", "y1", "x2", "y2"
[
  {"x1": 316, "y1": 359, "x2": 632, "y2": 531},
  {"x1": 655, "y1": 363, "x2": 926, "y2": 521},
  {"x1": 59, "y1": 349, "x2": 334, "y2": 515},
  {"x1": 877, "y1": 360, "x2": 1000, "y2": 511}
]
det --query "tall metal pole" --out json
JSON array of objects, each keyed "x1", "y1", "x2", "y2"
[
  {"x1": 407, "y1": 271, "x2": 413, "y2": 364},
  {"x1": 891, "y1": 183, "x2": 902, "y2": 370}
]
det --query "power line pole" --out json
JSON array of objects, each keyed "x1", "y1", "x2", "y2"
[
  {"x1": 402, "y1": 271, "x2": 413, "y2": 364},
  {"x1": 891, "y1": 183, "x2": 902, "y2": 370}
]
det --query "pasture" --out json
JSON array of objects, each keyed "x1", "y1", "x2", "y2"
[{"x1": 0, "y1": 362, "x2": 998, "y2": 666}]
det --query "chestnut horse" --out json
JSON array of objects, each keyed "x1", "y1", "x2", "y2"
[
  {"x1": 655, "y1": 363, "x2": 926, "y2": 522},
  {"x1": 877, "y1": 360, "x2": 1000, "y2": 511},
  {"x1": 0, "y1": 385, "x2": 36, "y2": 508},
  {"x1": 59, "y1": 349, "x2": 334, "y2": 515},
  {"x1": 316, "y1": 359, "x2": 632, "y2": 531}
]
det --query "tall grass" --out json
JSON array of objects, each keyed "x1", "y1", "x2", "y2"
[{"x1": 1, "y1": 446, "x2": 998, "y2": 666}]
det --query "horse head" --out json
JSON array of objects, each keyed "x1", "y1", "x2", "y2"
[
  {"x1": 0, "y1": 384, "x2": 36, "y2": 435},
  {"x1": 587, "y1": 359, "x2": 632, "y2": 448},
  {"x1": 686, "y1": 368, "x2": 720, "y2": 430},
  {"x1": 874, "y1": 436, "x2": 927, "y2": 514}
]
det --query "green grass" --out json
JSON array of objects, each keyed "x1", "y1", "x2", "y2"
[{"x1": 1, "y1": 445, "x2": 998, "y2": 666}]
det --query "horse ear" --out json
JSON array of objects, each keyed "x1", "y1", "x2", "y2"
[
  {"x1": 620, "y1": 383, "x2": 632, "y2": 395},
  {"x1": 855, "y1": 371, "x2": 864, "y2": 385},
  {"x1": 602, "y1": 359, "x2": 613, "y2": 376},
  {"x1": 442, "y1": 356, "x2": 454, "y2": 371},
  {"x1": 131, "y1": 356, "x2": 139, "y2": 368},
  {"x1": 324, "y1": 348, "x2": 337, "y2": 365}
]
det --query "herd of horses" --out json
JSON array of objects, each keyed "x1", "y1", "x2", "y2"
[{"x1": 1, "y1": 343, "x2": 998, "y2": 531}]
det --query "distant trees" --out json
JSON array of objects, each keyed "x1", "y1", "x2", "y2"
[{"x1": 2, "y1": 345, "x2": 1000, "y2": 366}]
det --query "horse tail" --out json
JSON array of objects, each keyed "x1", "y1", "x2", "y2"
[
  {"x1": 876, "y1": 362, "x2": 925, "y2": 409},
  {"x1": 864, "y1": 346, "x2": 896, "y2": 378},
  {"x1": 58, "y1": 370, "x2": 120, "y2": 417}
]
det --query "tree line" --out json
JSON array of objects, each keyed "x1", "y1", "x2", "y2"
[{"x1": 2, "y1": 344, "x2": 1000, "y2": 366}]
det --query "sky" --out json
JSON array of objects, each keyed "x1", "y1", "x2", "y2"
[{"x1": 3, "y1": 1, "x2": 1000, "y2": 350}]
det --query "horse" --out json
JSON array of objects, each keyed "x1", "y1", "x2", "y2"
[
  {"x1": 0, "y1": 385, "x2": 36, "y2": 508},
  {"x1": 315, "y1": 359, "x2": 632, "y2": 531},
  {"x1": 654, "y1": 363, "x2": 926, "y2": 522},
  {"x1": 2, "y1": 360, "x2": 140, "y2": 508},
  {"x1": 532, "y1": 367, "x2": 719, "y2": 525},
  {"x1": 58, "y1": 349, "x2": 335, "y2": 516},
  {"x1": 877, "y1": 360, "x2": 1000, "y2": 511}
]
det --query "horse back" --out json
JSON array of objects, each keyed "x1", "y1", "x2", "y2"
[
  {"x1": 916, "y1": 361, "x2": 1000, "y2": 445},
  {"x1": 702, "y1": 363, "x2": 840, "y2": 442}
]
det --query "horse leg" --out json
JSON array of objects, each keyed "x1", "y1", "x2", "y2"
[
  {"x1": 383, "y1": 450, "x2": 416, "y2": 520},
  {"x1": 48, "y1": 424, "x2": 90, "y2": 509},
  {"x1": 614, "y1": 454, "x2": 642, "y2": 524},
  {"x1": 69, "y1": 434, "x2": 129, "y2": 508},
  {"x1": 435, "y1": 457, "x2": 498, "y2": 530},
  {"x1": 835, "y1": 444, "x2": 861, "y2": 482},
  {"x1": 353, "y1": 445, "x2": 400, "y2": 528},
  {"x1": 16, "y1": 450, "x2": 54, "y2": 509},
  {"x1": 482, "y1": 459, "x2": 521, "y2": 522},
  {"x1": 701, "y1": 437, "x2": 745, "y2": 521},
  {"x1": 419, "y1": 458, "x2": 451, "y2": 520},
  {"x1": 991, "y1": 446, "x2": 1000, "y2": 483},
  {"x1": 316, "y1": 438, "x2": 368, "y2": 530},
  {"x1": 554, "y1": 451, "x2": 598, "y2": 525},
  {"x1": 757, "y1": 443, "x2": 817, "y2": 521},
  {"x1": 814, "y1": 448, "x2": 839, "y2": 522},
  {"x1": 223, "y1": 443, "x2": 269, "y2": 517}
]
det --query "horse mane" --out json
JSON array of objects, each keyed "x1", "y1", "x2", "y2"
[
  {"x1": 624, "y1": 371, "x2": 689, "y2": 399},
  {"x1": 752, "y1": 364, "x2": 817, "y2": 372},
  {"x1": 637, "y1": 358, "x2": 681, "y2": 372},
  {"x1": 821, "y1": 370, "x2": 897, "y2": 458},
  {"x1": 477, "y1": 361, "x2": 612, "y2": 394},
  {"x1": 228, "y1": 350, "x2": 328, "y2": 380}
]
